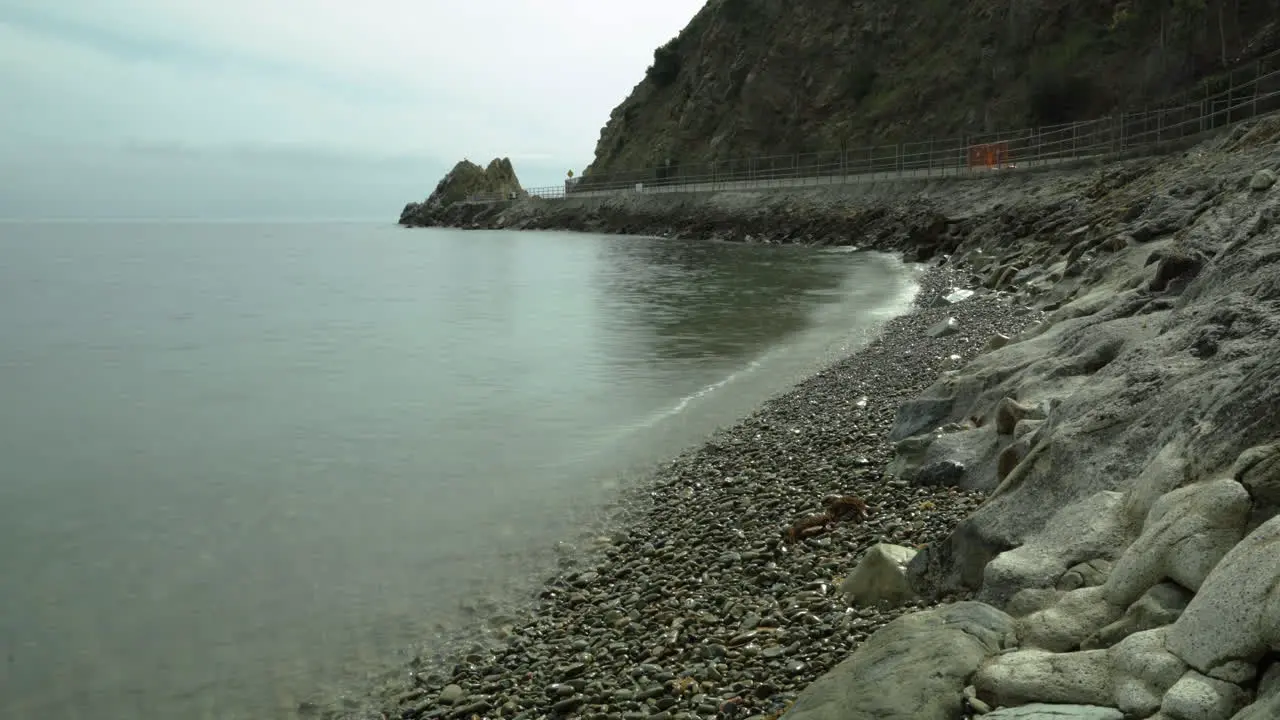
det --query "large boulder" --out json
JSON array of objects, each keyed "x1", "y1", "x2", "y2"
[
  {"x1": 1083, "y1": 581, "x2": 1192, "y2": 650},
  {"x1": 1016, "y1": 586, "x2": 1124, "y2": 652},
  {"x1": 972, "y1": 649, "x2": 1115, "y2": 708},
  {"x1": 973, "y1": 491, "x2": 1129, "y2": 608},
  {"x1": 1108, "y1": 627, "x2": 1188, "y2": 717},
  {"x1": 905, "y1": 200, "x2": 1280, "y2": 605},
  {"x1": 1165, "y1": 514, "x2": 1280, "y2": 677},
  {"x1": 1232, "y1": 663, "x2": 1280, "y2": 719},
  {"x1": 1161, "y1": 670, "x2": 1251, "y2": 720},
  {"x1": 980, "y1": 705, "x2": 1123, "y2": 720},
  {"x1": 1232, "y1": 441, "x2": 1280, "y2": 525},
  {"x1": 839, "y1": 544, "x2": 918, "y2": 607},
  {"x1": 780, "y1": 602, "x2": 1014, "y2": 720},
  {"x1": 1102, "y1": 478, "x2": 1252, "y2": 607}
]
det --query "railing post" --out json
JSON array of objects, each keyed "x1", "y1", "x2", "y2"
[
  {"x1": 1228, "y1": 71, "x2": 1234, "y2": 125},
  {"x1": 1253, "y1": 59, "x2": 1260, "y2": 119}
]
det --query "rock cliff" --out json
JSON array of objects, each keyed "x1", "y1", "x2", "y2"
[
  {"x1": 584, "y1": 0, "x2": 1280, "y2": 178},
  {"x1": 399, "y1": 157, "x2": 525, "y2": 226}
]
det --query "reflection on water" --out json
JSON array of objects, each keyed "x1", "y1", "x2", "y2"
[
  {"x1": 594, "y1": 238, "x2": 860, "y2": 363},
  {"x1": 0, "y1": 223, "x2": 916, "y2": 719}
]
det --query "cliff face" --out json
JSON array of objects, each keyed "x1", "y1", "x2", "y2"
[
  {"x1": 400, "y1": 158, "x2": 525, "y2": 226},
  {"x1": 585, "y1": 0, "x2": 1280, "y2": 177}
]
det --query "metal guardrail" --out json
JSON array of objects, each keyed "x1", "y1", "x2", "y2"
[{"x1": 459, "y1": 48, "x2": 1280, "y2": 205}]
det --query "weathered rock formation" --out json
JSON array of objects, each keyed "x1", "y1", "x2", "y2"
[
  {"x1": 775, "y1": 116, "x2": 1280, "y2": 720},
  {"x1": 399, "y1": 158, "x2": 525, "y2": 227}
]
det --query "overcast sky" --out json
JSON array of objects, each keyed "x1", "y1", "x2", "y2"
[{"x1": 0, "y1": 1, "x2": 704, "y2": 220}]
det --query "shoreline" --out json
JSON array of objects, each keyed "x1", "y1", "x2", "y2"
[
  {"x1": 341, "y1": 116, "x2": 1280, "y2": 720},
  {"x1": 317, "y1": 262, "x2": 1043, "y2": 719}
]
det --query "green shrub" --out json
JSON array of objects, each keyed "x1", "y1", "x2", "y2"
[
  {"x1": 1028, "y1": 65, "x2": 1097, "y2": 125},
  {"x1": 848, "y1": 65, "x2": 878, "y2": 102},
  {"x1": 648, "y1": 39, "x2": 682, "y2": 87}
]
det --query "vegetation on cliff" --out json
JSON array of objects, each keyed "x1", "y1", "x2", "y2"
[{"x1": 585, "y1": 0, "x2": 1280, "y2": 177}]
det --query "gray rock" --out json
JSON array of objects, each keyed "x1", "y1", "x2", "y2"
[
  {"x1": 1232, "y1": 663, "x2": 1280, "y2": 720},
  {"x1": 1102, "y1": 479, "x2": 1251, "y2": 608},
  {"x1": 889, "y1": 373, "x2": 986, "y2": 442},
  {"x1": 979, "y1": 704, "x2": 1123, "y2": 720},
  {"x1": 1249, "y1": 169, "x2": 1276, "y2": 191},
  {"x1": 1007, "y1": 588, "x2": 1066, "y2": 618},
  {"x1": 438, "y1": 684, "x2": 465, "y2": 705},
  {"x1": 945, "y1": 288, "x2": 976, "y2": 304},
  {"x1": 904, "y1": 201, "x2": 1280, "y2": 605},
  {"x1": 780, "y1": 602, "x2": 1013, "y2": 720},
  {"x1": 1165, "y1": 514, "x2": 1280, "y2": 674},
  {"x1": 1231, "y1": 441, "x2": 1280, "y2": 525},
  {"x1": 1056, "y1": 559, "x2": 1113, "y2": 592},
  {"x1": 839, "y1": 544, "x2": 918, "y2": 608},
  {"x1": 1108, "y1": 627, "x2": 1188, "y2": 718},
  {"x1": 1083, "y1": 581, "x2": 1192, "y2": 650},
  {"x1": 888, "y1": 427, "x2": 996, "y2": 492},
  {"x1": 927, "y1": 316, "x2": 961, "y2": 338},
  {"x1": 995, "y1": 397, "x2": 1044, "y2": 436},
  {"x1": 914, "y1": 460, "x2": 967, "y2": 487},
  {"x1": 975, "y1": 492, "x2": 1128, "y2": 609},
  {"x1": 1161, "y1": 670, "x2": 1251, "y2": 720},
  {"x1": 973, "y1": 649, "x2": 1114, "y2": 708},
  {"x1": 1016, "y1": 586, "x2": 1124, "y2": 652},
  {"x1": 985, "y1": 333, "x2": 1013, "y2": 352}
]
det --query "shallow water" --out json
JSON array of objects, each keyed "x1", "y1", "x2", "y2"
[{"x1": 0, "y1": 222, "x2": 918, "y2": 719}]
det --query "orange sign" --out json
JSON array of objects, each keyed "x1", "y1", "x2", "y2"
[{"x1": 968, "y1": 142, "x2": 1011, "y2": 169}]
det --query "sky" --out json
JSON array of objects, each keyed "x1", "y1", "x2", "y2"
[{"x1": 0, "y1": 1, "x2": 705, "y2": 220}]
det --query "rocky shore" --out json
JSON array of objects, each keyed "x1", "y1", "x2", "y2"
[
  {"x1": 313, "y1": 266, "x2": 1039, "y2": 719},
  {"x1": 352, "y1": 116, "x2": 1280, "y2": 720}
]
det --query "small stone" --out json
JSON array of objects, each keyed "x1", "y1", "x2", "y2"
[
  {"x1": 552, "y1": 696, "x2": 584, "y2": 714},
  {"x1": 926, "y1": 316, "x2": 961, "y2": 338},
  {"x1": 1251, "y1": 168, "x2": 1276, "y2": 191},
  {"x1": 762, "y1": 646, "x2": 787, "y2": 659},
  {"x1": 438, "y1": 684, "x2": 464, "y2": 706},
  {"x1": 984, "y1": 333, "x2": 1011, "y2": 352}
]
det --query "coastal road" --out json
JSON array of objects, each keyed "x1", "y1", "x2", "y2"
[{"x1": 523, "y1": 154, "x2": 1102, "y2": 202}]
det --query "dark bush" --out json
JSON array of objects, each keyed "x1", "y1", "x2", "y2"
[
  {"x1": 648, "y1": 39, "x2": 682, "y2": 87},
  {"x1": 1028, "y1": 65, "x2": 1097, "y2": 125},
  {"x1": 848, "y1": 65, "x2": 878, "y2": 102},
  {"x1": 720, "y1": 0, "x2": 757, "y2": 23}
]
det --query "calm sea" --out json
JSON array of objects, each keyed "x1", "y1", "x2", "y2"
[{"x1": 0, "y1": 222, "x2": 918, "y2": 719}]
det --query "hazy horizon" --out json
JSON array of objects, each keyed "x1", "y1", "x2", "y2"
[{"x1": 0, "y1": 1, "x2": 705, "y2": 220}]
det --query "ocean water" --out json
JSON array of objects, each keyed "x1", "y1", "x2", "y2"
[{"x1": 0, "y1": 222, "x2": 919, "y2": 719}]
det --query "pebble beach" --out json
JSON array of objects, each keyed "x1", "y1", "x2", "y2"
[{"x1": 348, "y1": 263, "x2": 1043, "y2": 720}]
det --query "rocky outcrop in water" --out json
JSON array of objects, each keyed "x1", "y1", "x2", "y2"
[{"x1": 399, "y1": 158, "x2": 525, "y2": 227}]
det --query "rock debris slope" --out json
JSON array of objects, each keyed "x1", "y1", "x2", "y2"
[{"x1": 784, "y1": 118, "x2": 1280, "y2": 720}]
